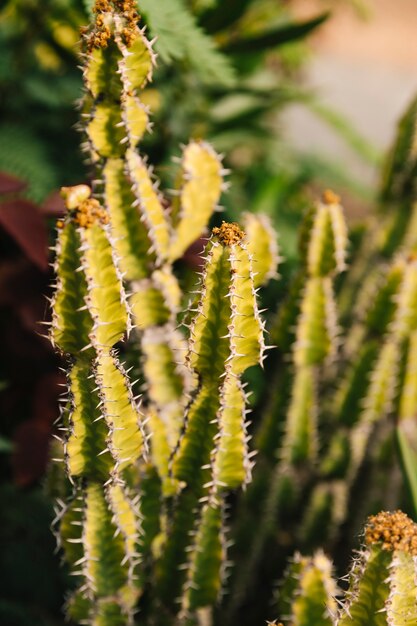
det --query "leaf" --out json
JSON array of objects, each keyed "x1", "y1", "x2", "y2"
[
  {"x1": 307, "y1": 100, "x2": 381, "y2": 166},
  {"x1": 0, "y1": 436, "x2": 13, "y2": 453},
  {"x1": 138, "y1": 0, "x2": 236, "y2": 86},
  {"x1": 222, "y1": 12, "x2": 330, "y2": 54},
  {"x1": 0, "y1": 171, "x2": 26, "y2": 195},
  {"x1": 199, "y1": 0, "x2": 253, "y2": 34},
  {"x1": 0, "y1": 125, "x2": 58, "y2": 202},
  {"x1": 0, "y1": 199, "x2": 48, "y2": 270}
]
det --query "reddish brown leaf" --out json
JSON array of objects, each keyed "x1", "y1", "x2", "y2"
[
  {"x1": 0, "y1": 171, "x2": 27, "y2": 195},
  {"x1": 41, "y1": 190, "x2": 66, "y2": 217},
  {"x1": 11, "y1": 372, "x2": 64, "y2": 487},
  {"x1": 181, "y1": 236, "x2": 207, "y2": 270},
  {"x1": 0, "y1": 199, "x2": 49, "y2": 271}
]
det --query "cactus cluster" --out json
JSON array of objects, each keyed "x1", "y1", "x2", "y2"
[
  {"x1": 46, "y1": 2, "x2": 417, "y2": 626},
  {"x1": 274, "y1": 510, "x2": 417, "y2": 626}
]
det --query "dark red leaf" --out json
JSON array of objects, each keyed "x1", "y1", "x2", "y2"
[
  {"x1": 12, "y1": 420, "x2": 52, "y2": 487},
  {"x1": 0, "y1": 199, "x2": 49, "y2": 271},
  {"x1": 181, "y1": 237, "x2": 207, "y2": 270},
  {"x1": 11, "y1": 372, "x2": 64, "y2": 487},
  {"x1": 41, "y1": 190, "x2": 66, "y2": 217},
  {"x1": 0, "y1": 171, "x2": 27, "y2": 195}
]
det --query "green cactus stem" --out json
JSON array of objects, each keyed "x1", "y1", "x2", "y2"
[
  {"x1": 156, "y1": 222, "x2": 265, "y2": 612},
  {"x1": 276, "y1": 551, "x2": 337, "y2": 626},
  {"x1": 282, "y1": 191, "x2": 347, "y2": 467},
  {"x1": 173, "y1": 221, "x2": 265, "y2": 491},
  {"x1": 242, "y1": 212, "x2": 281, "y2": 288}
]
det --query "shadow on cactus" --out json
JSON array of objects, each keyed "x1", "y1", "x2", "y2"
[{"x1": 45, "y1": 2, "x2": 417, "y2": 626}]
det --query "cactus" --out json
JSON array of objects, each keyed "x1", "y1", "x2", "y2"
[
  {"x1": 43, "y1": 2, "x2": 417, "y2": 626},
  {"x1": 273, "y1": 511, "x2": 417, "y2": 626},
  {"x1": 276, "y1": 551, "x2": 337, "y2": 626}
]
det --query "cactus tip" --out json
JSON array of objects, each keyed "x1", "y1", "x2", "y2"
[
  {"x1": 322, "y1": 189, "x2": 341, "y2": 205},
  {"x1": 365, "y1": 509, "x2": 417, "y2": 555},
  {"x1": 212, "y1": 221, "x2": 245, "y2": 246}
]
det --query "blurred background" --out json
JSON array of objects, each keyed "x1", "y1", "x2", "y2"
[
  {"x1": 0, "y1": 1, "x2": 416, "y2": 624},
  {"x1": 288, "y1": 0, "x2": 417, "y2": 200}
]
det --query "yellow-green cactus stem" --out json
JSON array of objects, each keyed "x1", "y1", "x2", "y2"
[
  {"x1": 242, "y1": 212, "x2": 281, "y2": 288},
  {"x1": 281, "y1": 193, "x2": 347, "y2": 468},
  {"x1": 51, "y1": 188, "x2": 94, "y2": 355},
  {"x1": 94, "y1": 350, "x2": 147, "y2": 472},
  {"x1": 188, "y1": 222, "x2": 264, "y2": 381},
  {"x1": 181, "y1": 495, "x2": 227, "y2": 614},
  {"x1": 212, "y1": 374, "x2": 252, "y2": 489},
  {"x1": 83, "y1": 2, "x2": 154, "y2": 101},
  {"x1": 276, "y1": 551, "x2": 337, "y2": 626},
  {"x1": 125, "y1": 149, "x2": 172, "y2": 264},
  {"x1": 338, "y1": 510, "x2": 417, "y2": 626},
  {"x1": 346, "y1": 257, "x2": 417, "y2": 482},
  {"x1": 55, "y1": 186, "x2": 131, "y2": 351},
  {"x1": 174, "y1": 222, "x2": 265, "y2": 489},
  {"x1": 172, "y1": 385, "x2": 220, "y2": 490},
  {"x1": 380, "y1": 94, "x2": 417, "y2": 205},
  {"x1": 398, "y1": 329, "x2": 417, "y2": 426},
  {"x1": 58, "y1": 491, "x2": 85, "y2": 581},
  {"x1": 130, "y1": 267, "x2": 182, "y2": 330},
  {"x1": 65, "y1": 360, "x2": 113, "y2": 480},
  {"x1": 299, "y1": 190, "x2": 347, "y2": 278},
  {"x1": 81, "y1": 223, "x2": 130, "y2": 349},
  {"x1": 282, "y1": 367, "x2": 318, "y2": 465},
  {"x1": 169, "y1": 140, "x2": 224, "y2": 262},
  {"x1": 67, "y1": 481, "x2": 140, "y2": 625},
  {"x1": 294, "y1": 277, "x2": 338, "y2": 367},
  {"x1": 298, "y1": 481, "x2": 347, "y2": 550},
  {"x1": 102, "y1": 158, "x2": 153, "y2": 281}
]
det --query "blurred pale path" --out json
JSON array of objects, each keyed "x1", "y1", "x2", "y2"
[{"x1": 285, "y1": 0, "x2": 417, "y2": 189}]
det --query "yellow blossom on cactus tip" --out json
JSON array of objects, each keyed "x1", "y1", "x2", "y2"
[
  {"x1": 365, "y1": 509, "x2": 417, "y2": 555},
  {"x1": 212, "y1": 221, "x2": 245, "y2": 246},
  {"x1": 61, "y1": 185, "x2": 91, "y2": 209},
  {"x1": 322, "y1": 189, "x2": 341, "y2": 205}
]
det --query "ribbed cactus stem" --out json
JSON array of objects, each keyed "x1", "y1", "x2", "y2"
[
  {"x1": 283, "y1": 192, "x2": 347, "y2": 467},
  {"x1": 156, "y1": 222, "x2": 266, "y2": 612},
  {"x1": 50, "y1": 185, "x2": 147, "y2": 625},
  {"x1": 242, "y1": 212, "x2": 281, "y2": 288},
  {"x1": 80, "y1": 2, "x2": 227, "y2": 495},
  {"x1": 173, "y1": 222, "x2": 265, "y2": 491},
  {"x1": 276, "y1": 551, "x2": 337, "y2": 626}
]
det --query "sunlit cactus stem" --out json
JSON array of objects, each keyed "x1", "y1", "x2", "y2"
[
  {"x1": 81, "y1": 1, "x2": 227, "y2": 496},
  {"x1": 50, "y1": 186, "x2": 147, "y2": 625},
  {"x1": 155, "y1": 222, "x2": 266, "y2": 615}
]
